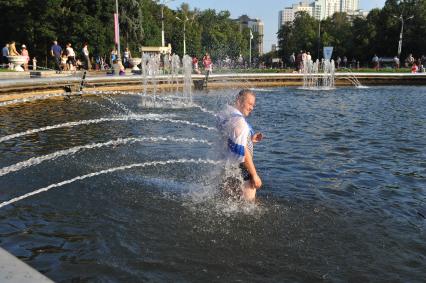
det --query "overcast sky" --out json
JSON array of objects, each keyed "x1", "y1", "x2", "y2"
[{"x1": 168, "y1": 0, "x2": 386, "y2": 52}]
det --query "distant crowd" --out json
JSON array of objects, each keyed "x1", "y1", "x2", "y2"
[
  {"x1": 287, "y1": 49, "x2": 426, "y2": 73},
  {"x1": 288, "y1": 50, "x2": 361, "y2": 73},
  {"x1": 1, "y1": 40, "x2": 135, "y2": 73},
  {"x1": 2, "y1": 41, "x2": 31, "y2": 70},
  {"x1": 4, "y1": 40, "x2": 426, "y2": 74},
  {"x1": 371, "y1": 53, "x2": 426, "y2": 73},
  {"x1": 2, "y1": 40, "x2": 215, "y2": 75},
  {"x1": 49, "y1": 40, "x2": 95, "y2": 73}
]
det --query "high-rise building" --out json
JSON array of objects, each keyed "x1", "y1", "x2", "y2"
[
  {"x1": 341, "y1": 0, "x2": 359, "y2": 13},
  {"x1": 236, "y1": 15, "x2": 264, "y2": 56},
  {"x1": 278, "y1": 1, "x2": 314, "y2": 28},
  {"x1": 278, "y1": 0, "x2": 361, "y2": 27}
]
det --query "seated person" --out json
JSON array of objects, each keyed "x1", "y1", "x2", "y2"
[
  {"x1": 9, "y1": 42, "x2": 19, "y2": 56},
  {"x1": 75, "y1": 59, "x2": 83, "y2": 70},
  {"x1": 111, "y1": 59, "x2": 125, "y2": 75}
]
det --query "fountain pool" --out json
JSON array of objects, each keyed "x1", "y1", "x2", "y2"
[{"x1": 0, "y1": 86, "x2": 425, "y2": 282}]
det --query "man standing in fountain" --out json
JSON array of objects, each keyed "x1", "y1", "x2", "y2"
[{"x1": 217, "y1": 89, "x2": 263, "y2": 201}]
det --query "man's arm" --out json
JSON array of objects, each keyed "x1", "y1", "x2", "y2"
[
  {"x1": 244, "y1": 149, "x2": 262, "y2": 189},
  {"x1": 252, "y1": 132, "x2": 263, "y2": 143}
]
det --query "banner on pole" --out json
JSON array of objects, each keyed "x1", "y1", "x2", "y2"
[
  {"x1": 323, "y1": 46, "x2": 333, "y2": 60},
  {"x1": 114, "y1": 13, "x2": 119, "y2": 44}
]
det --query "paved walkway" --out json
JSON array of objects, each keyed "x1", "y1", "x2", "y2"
[{"x1": 0, "y1": 247, "x2": 53, "y2": 282}]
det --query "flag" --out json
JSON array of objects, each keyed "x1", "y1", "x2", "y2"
[
  {"x1": 250, "y1": 29, "x2": 254, "y2": 40},
  {"x1": 114, "y1": 13, "x2": 119, "y2": 44}
]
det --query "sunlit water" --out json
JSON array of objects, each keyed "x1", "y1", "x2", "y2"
[{"x1": 0, "y1": 86, "x2": 425, "y2": 282}]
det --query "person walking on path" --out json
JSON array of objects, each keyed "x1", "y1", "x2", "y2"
[
  {"x1": 393, "y1": 56, "x2": 400, "y2": 69},
  {"x1": 2, "y1": 43, "x2": 9, "y2": 67},
  {"x1": 336, "y1": 56, "x2": 341, "y2": 69},
  {"x1": 202, "y1": 53, "x2": 212, "y2": 75},
  {"x1": 217, "y1": 89, "x2": 263, "y2": 201},
  {"x1": 21, "y1": 44, "x2": 29, "y2": 71},
  {"x1": 65, "y1": 43, "x2": 76, "y2": 71},
  {"x1": 82, "y1": 42, "x2": 91, "y2": 70},
  {"x1": 289, "y1": 52, "x2": 295, "y2": 69},
  {"x1": 343, "y1": 56, "x2": 348, "y2": 68},
  {"x1": 372, "y1": 54, "x2": 379, "y2": 70},
  {"x1": 295, "y1": 51, "x2": 303, "y2": 72},
  {"x1": 123, "y1": 47, "x2": 131, "y2": 68},
  {"x1": 192, "y1": 56, "x2": 200, "y2": 74},
  {"x1": 51, "y1": 40, "x2": 62, "y2": 73},
  {"x1": 110, "y1": 47, "x2": 117, "y2": 66}
]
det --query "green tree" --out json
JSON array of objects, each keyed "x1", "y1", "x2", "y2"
[{"x1": 278, "y1": 12, "x2": 318, "y2": 61}]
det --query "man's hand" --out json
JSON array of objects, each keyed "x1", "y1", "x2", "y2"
[
  {"x1": 252, "y1": 132, "x2": 263, "y2": 143},
  {"x1": 251, "y1": 174, "x2": 262, "y2": 189}
]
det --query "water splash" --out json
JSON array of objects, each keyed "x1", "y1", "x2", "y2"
[
  {"x1": 0, "y1": 158, "x2": 222, "y2": 209},
  {"x1": 98, "y1": 94, "x2": 135, "y2": 115},
  {"x1": 78, "y1": 98, "x2": 118, "y2": 114},
  {"x1": 0, "y1": 136, "x2": 212, "y2": 177},
  {"x1": 141, "y1": 53, "x2": 149, "y2": 96},
  {"x1": 300, "y1": 59, "x2": 336, "y2": 90},
  {"x1": 171, "y1": 54, "x2": 181, "y2": 94},
  {"x1": 338, "y1": 68, "x2": 365, "y2": 88},
  {"x1": 190, "y1": 103, "x2": 217, "y2": 117},
  {"x1": 148, "y1": 54, "x2": 161, "y2": 104},
  {"x1": 182, "y1": 54, "x2": 193, "y2": 103},
  {"x1": 0, "y1": 114, "x2": 216, "y2": 143},
  {"x1": 163, "y1": 54, "x2": 173, "y2": 92}
]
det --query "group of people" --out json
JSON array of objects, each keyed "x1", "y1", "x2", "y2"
[
  {"x1": 50, "y1": 41, "x2": 91, "y2": 73},
  {"x1": 192, "y1": 52, "x2": 213, "y2": 75},
  {"x1": 335, "y1": 56, "x2": 354, "y2": 69},
  {"x1": 2, "y1": 42, "x2": 31, "y2": 71},
  {"x1": 372, "y1": 53, "x2": 426, "y2": 72},
  {"x1": 290, "y1": 50, "x2": 355, "y2": 72},
  {"x1": 290, "y1": 51, "x2": 359, "y2": 71},
  {"x1": 405, "y1": 54, "x2": 426, "y2": 73},
  {"x1": 109, "y1": 47, "x2": 132, "y2": 70},
  {"x1": 289, "y1": 50, "x2": 313, "y2": 72}
]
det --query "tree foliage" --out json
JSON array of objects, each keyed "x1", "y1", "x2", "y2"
[
  {"x1": 0, "y1": 0, "x2": 252, "y2": 66},
  {"x1": 277, "y1": 0, "x2": 426, "y2": 63}
]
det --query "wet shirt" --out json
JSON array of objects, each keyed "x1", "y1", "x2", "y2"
[{"x1": 217, "y1": 105, "x2": 254, "y2": 163}]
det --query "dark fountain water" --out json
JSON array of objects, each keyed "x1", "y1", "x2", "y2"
[{"x1": 0, "y1": 85, "x2": 425, "y2": 282}]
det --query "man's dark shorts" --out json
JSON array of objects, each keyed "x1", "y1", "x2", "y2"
[{"x1": 220, "y1": 164, "x2": 252, "y2": 198}]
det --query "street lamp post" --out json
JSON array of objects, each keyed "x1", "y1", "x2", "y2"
[
  {"x1": 115, "y1": 0, "x2": 121, "y2": 61},
  {"x1": 176, "y1": 16, "x2": 189, "y2": 55},
  {"x1": 159, "y1": 0, "x2": 175, "y2": 47},
  {"x1": 393, "y1": 14, "x2": 414, "y2": 60},
  {"x1": 317, "y1": 20, "x2": 321, "y2": 60},
  {"x1": 249, "y1": 29, "x2": 253, "y2": 68}
]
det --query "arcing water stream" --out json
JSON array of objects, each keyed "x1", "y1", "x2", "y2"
[{"x1": 0, "y1": 54, "x2": 424, "y2": 282}]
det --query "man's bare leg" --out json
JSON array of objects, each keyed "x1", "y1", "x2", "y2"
[{"x1": 241, "y1": 180, "x2": 256, "y2": 201}]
